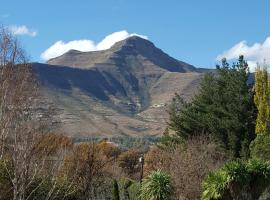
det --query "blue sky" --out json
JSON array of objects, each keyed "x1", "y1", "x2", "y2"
[{"x1": 0, "y1": 0, "x2": 269, "y2": 69}]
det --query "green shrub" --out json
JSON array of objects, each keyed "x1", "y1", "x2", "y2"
[
  {"x1": 250, "y1": 134, "x2": 270, "y2": 161},
  {"x1": 202, "y1": 159, "x2": 270, "y2": 200},
  {"x1": 118, "y1": 177, "x2": 141, "y2": 200},
  {"x1": 128, "y1": 182, "x2": 141, "y2": 200},
  {"x1": 141, "y1": 170, "x2": 173, "y2": 200}
]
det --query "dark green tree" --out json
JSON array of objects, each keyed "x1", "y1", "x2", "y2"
[
  {"x1": 164, "y1": 56, "x2": 256, "y2": 158},
  {"x1": 112, "y1": 179, "x2": 120, "y2": 200}
]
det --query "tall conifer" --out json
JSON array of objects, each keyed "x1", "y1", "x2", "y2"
[
  {"x1": 165, "y1": 56, "x2": 256, "y2": 158},
  {"x1": 254, "y1": 64, "x2": 270, "y2": 134}
]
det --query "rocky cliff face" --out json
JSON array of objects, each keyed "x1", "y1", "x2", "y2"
[{"x1": 33, "y1": 36, "x2": 206, "y2": 138}]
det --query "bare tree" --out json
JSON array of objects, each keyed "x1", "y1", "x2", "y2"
[{"x1": 0, "y1": 26, "x2": 69, "y2": 200}]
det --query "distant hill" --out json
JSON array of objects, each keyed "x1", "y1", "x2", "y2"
[{"x1": 33, "y1": 36, "x2": 208, "y2": 138}]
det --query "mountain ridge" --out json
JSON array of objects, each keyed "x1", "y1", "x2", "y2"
[
  {"x1": 34, "y1": 36, "x2": 207, "y2": 138},
  {"x1": 48, "y1": 36, "x2": 196, "y2": 72}
]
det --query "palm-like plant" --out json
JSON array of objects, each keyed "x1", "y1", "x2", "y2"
[
  {"x1": 141, "y1": 169, "x2": 173, "y2": 200},
  {"x1": 202, "y1": 159, "x2": 270, "y2": 200}
]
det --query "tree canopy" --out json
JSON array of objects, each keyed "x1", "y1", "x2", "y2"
[{"x1": 165, "y1": 56, "x2": 256, "y2": 158}]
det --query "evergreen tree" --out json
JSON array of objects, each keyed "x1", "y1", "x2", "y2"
[
  {"x1": 165, "y1": 56, "x2": 256, "y2": 158},
  {"x1": 254, "y1": 64, "x2": 270, "y2": 134},
  {"x1": 250, "y1": 134, "x2": 270, "y2": 161}
]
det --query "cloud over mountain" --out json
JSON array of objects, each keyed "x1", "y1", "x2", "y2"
[
  {"x1": 217, "y1": 37, "x2": 270, "y2": 71},
  {"x1": 41, "y1": 30, "x2": 148, "y2": 61},
  {"x1": 9, "y1": 25, "x2": 37, "y2": 37}
]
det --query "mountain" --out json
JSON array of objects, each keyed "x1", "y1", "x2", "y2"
[{"x1": 33, "y1": 36, "x2": 206, "y2": 138}]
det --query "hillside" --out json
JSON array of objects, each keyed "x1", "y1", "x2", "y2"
[{"x1": 33, "y1": 36, "x2": 206, "y2": 138}]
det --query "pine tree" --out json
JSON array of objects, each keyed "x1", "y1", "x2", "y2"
[{"x1": 164, "y1": 56, "x2": 256, "y2": 158}]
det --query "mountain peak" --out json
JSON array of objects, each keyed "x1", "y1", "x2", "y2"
[
  {"x1": 48, "y1": 36, "x2": 196, "y2": 72},
  {"x1": 120, "y1": 35, "x2": 150, "y2": 44},
  {"x1": 111, "y1": 36, "x2": 153, "y2": 51}
]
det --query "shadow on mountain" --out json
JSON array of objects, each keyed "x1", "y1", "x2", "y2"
[{"x1": 33, "y1": 63, "x2": 128, "y2": 101}]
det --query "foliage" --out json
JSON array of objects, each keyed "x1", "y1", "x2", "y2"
[
  {"x1": 141, "y1": 169, "x2": 173, "y2": 200},
  {"x1": 26, "y1": 177, "x2": 78, "y2": 200},
  {"x1": 250, "y1": 134, "x2": 270, "y2": 161},
  {"x1": 118, "y1": 149, "x2": 142, "y2": 175},
  {"x1": 73, "y1": 135, "x2": 160, "y2": 151},
  {"x1": 0, "y1": 159, "x2": 78, "y2": 200},
  {"x1": 112, "y1": 179, "x2": 120, "y2": 200},
  {"x1": 0, "y1": 160, "x2": 13, "y2": 200},
  {"x1": 254, "y1": 64, "x2": 270, "y2": 134},
  {"x1": 62, "y1": 142, "x2": 113, "y2": 199},
  {"x1": 164, "y1": 56, "x2": 256, "y2": 158},
  {"x1": 145, "y1": 136, "x2": 226, "y2": 199},
  {"x1": 128, "y1": 182, "x2": 141, "y2": 200},
  {"x1": 33, "y1": 133, "x2": 73, "y2": 156},
  {"x1": 116, "y1": 177, "x2": 141, "y2": 200},
  {"x1": 202, "y1": 159, "x2": 270, "y2": 200},
  {"x1": 97, "y1": 141, "x2": 121, "y2": 159}
]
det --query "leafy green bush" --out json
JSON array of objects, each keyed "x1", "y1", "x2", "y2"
[
  {"x1": 250, "y1": 134, "x2": 270, "y2": 161},
  {"x1": 202, "y1": 159, "x2": 270, "y2": 200},
  {"x1": 128, "y1": 182, "x2": 141, "y2": 200},
  {"x1": 118, "y1": 177, "x2": 138, "y2": 200},
  {"x1": 141, "y1": 170, "x2": 173, "y2": 200}
]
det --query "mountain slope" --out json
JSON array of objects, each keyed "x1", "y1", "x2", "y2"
[{"x1": 33, "y1": 36, "x2": 206, "y2": 138}]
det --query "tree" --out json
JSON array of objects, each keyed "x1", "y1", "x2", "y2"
[
  {"x1": 118, "y1": 149, "x2": 142, "y2": 176},
  {"x1": 0, "y1": 26, "x2": 68, "y2": 200},
  {"x1": 254, "y1": 64, "x2": 270, "y2": 134},
  {"x1": 141, "y1": 169, "x2": 173, "y2": 200},
  {"x1": 62, "y1": 142, "x2": 114, "y2": 199},
  {"x1": 202, "y1": 159, "x2": 270, "y2": 200},
  {"x1": 248, "y1": 64, "x2": 270, "y2": 162},
  {"x1": 97, "y1": 141, "x2": 121, "y2": 159},
  {"x1": 250, "y1": 134, "x2": 270, "y2": 161},
  {"x1": 145, "y1": 136, "x2": 226, "y2": 199},
  {"x1": 112, "y1": 179, "x2": 120, "y2": 200},
  {"x1": 165, "y1": 56, "x2": 256, "y2": 158}
]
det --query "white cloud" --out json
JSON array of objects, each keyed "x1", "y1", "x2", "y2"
[
  {"x1": 217, "y1": 37, "x2": 270, "y2": 72},
  {"x1": 96, "y1": 31, "x2": 147, "y2": 50},
  {"x1": 9, "y1": 25, "x2": 37, "y2": 37},
  {"x1": 40, "y1": 30, "x2": 148, "y2": 61},
  {"x1": 41, "y1": 40, "x2": 96, "y2": 61}
]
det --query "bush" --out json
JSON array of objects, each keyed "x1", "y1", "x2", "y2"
[
  {"x1": 145, "y1": 136, "x2": 227, "y2": 199},
  {"x1": 141, "y1": 170, "x2": 173, "y2": 200},
  {"x1": 202, "y1": 159, "x2": 270, "y2": 200},
  {"x1": 118, "y1": 177, "x2": 138, "y2": 200},
  {"x1": 250, "y1": 134, "x2": 270, "y2": 161},
  {"x1": 0, "y1": 160, "x2": 12, "y2": 200},
  {"x1": 118, "y1": 149, "x2": 142, "y2": 176}
]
